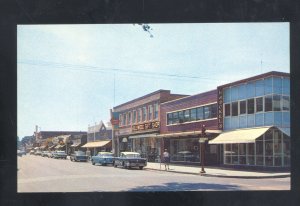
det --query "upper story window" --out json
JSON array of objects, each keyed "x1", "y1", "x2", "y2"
[
  {"x1": 142, "y1": 107, "x2": 147, "y2": 122},
  {"x1": 148, "y1": 105, "x2": 153, "y2": 120},
  {"x1": 190, "y1": 108, "x2": 197, "y2": 121},
  {"x1": 133, "y1": 110, "x2": 137, "y2": 124},
  {"x1": 128, "y1": 112, "x2": 132, "y2": 125},
  {"x1": 183, "y1": 110, "x2": 190, "y2": 122},
  {"x1": 154, "y1": 103, "x2": 159, "y2": 119},
  {"x1": 122, "y1": 113, "x2": 126, "y2": 126},
  {"x1": 231, "y1": 102, "x2": 238, "y2": 116},
  {"x1": 137, "y1": 108, "x2": 142, "y2": 122},
  {"x1": 224, "y1": 103, "x2": 231, "y2": 117}
]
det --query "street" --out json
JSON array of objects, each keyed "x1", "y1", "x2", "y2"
[{"x1": 18, "y1": 155, "x2": 290, "y2": 192}]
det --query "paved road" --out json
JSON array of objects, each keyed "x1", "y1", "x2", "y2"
[{"x1": 17, "y1": 155, "x2": 290, "y2": 192}]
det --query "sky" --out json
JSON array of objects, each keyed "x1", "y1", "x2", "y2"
[{"x1": 17, "y1": 23, "x2": 289, "y2": 139}]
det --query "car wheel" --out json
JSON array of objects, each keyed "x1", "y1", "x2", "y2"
[
  {"x1": 139, "y1": 166, "x2": 143, "y2": 170},
  {"x1": 92, "y1": 161, "x2": 95, "y2": 165},
  {"x1": 114, "y1": 163, "x2": 117, "y2": 167}
]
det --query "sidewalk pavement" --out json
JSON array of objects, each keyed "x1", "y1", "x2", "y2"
[{"x1": 144, "y1": 162, "x2": 290, "y2": 179}]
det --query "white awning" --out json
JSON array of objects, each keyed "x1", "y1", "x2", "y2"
[
  {"x1": 156, "y1": 130, "x2": 222, "y2": 138},
  {"x1": 278, "y1": 127, "x2": 290, "y2": 136},
  {"x1": 70, "y1": 143, "x2": 81, "y2": 147},
  {"x1": 209, "y1": 127, "x2": 271, "y2": 144},
  {"x1": 81, "y1": 140, "x2": 111, "y2": 148},
  {"x1": 128, "y1": 133, "x2": 159, "y2": 139}
]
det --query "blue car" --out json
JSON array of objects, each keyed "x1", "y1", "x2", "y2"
[{"x1": 91, "y1": 152, "x2": 114, "y2": 166}]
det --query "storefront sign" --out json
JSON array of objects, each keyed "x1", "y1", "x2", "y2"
[
  {"x1": 132, "y1": 121, "x2": 160, "y2": 132},
  {"x1": 217, "y1": 88, "x2": 223, "y2": 130}
]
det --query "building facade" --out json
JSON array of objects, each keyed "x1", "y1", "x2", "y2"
[
  {"x1": 159, "y1": 90, "x2": 222, "y2": 165},
  {"x1": 112, "y1": 90, "x2": 187, "y2": 160},
  {"x1": 210, "y1": 71, "x2": 290, "y2": 169}
]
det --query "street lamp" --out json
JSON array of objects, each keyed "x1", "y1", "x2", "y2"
[{"x1": 199, "y1": 124, "x2": 207, "y2": 175}]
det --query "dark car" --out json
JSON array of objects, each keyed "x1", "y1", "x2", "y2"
[
  {"x1": 91, "y1": 152, "x2": 114, "y2": 166},
  {"x1": 114, "y1": 152, "x2": 147, "y2": 170},
  {"x1": 70, "y1": 151, "x2": 88, "y2": 162},
  {"x1": 53, "y1": 151, "x2": 67, "y2": 159}
]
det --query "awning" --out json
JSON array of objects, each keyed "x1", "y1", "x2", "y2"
[
  {"x1": 55, "y1": 145, "x2": 65, "y2": 149},
  {"x1": 40, "y1": 145, "x2": 47, "y2": 149},
  {"x1": 209, "y1": 127, "x2": 271, "y2": 144},
  {"x1": 70, "y1": 143, "x2": 81, "y2": 147},
  {"x1": 278, "y1": 127, "x2": 290, "y2": 136},
  {"x1": 48, "y1": 145, "x2": 56, "y2": 149},
  {"x1": 129, "y1": 133, "x2": 159, "y2": 139},
  {"x1": 81, "y1": 140, "x2": 111, "y2": 148},
  {"x1": 156, "y1": 130, "x2": 222, "y2": 138}
]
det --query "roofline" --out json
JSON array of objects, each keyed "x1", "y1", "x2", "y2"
[
  {"x1": 113, "y1": 89, "x2": 171, "y2": 109},
  {"x1": 218, "y1": 71, "x2": 289, "y2": 89}
]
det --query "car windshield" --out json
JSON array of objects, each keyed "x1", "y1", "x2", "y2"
[
  {"x1": 57, "y1": 151, "x2": 65, "y2": 154},
  {"x1": 103, "y1": 154, "x2": 113, "y2": 157},
  {"x1": 76, "y1": 151, "x2": 85, "y2": 155},
  {"x1": 125, "y1": 154, "x2": 141, "y2": 158}
]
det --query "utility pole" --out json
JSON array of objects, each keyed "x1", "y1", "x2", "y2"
[{"x1": 94, "y1": 122, "x2": 96, "y2": 156}]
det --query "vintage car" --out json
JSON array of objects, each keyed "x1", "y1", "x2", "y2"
[
  {"x1": 34, "y1": 150, "x2": 42, "y2": 156},
  {"x1": 17, "y1": 150, "x2": 23, "y2": 157},
  {"x1": 41, "y1": 151, "x2": 49, "y2": 157},
  {"x1": 114, "y1": 152, "x2": 147, "y2": 170},
  {"x1": 52, "y1": 151, "x2": 67, "y2": 159},
  {"x1": 91, "y1": 152, "x2": 114, "y2": 166},
  {"x1": 29, "y1": 150, "x2": 35, "y2": 155},
  {"x1": 70, "y1": 151, "x2": 88, "y2": 162}
]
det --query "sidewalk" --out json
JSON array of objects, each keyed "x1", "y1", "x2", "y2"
[{"x1": 144, "y1": 162, "x2": 290, "y2": 179}]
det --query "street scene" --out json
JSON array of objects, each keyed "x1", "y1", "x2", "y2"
[{"x1": 17, "y1": 23, "x2": 290, "y2": 192}]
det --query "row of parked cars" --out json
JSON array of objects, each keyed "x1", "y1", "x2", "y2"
[{"x1": 30, "y1": 150, "x2": 148, "y2": 170}]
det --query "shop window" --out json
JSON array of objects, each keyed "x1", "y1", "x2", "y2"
[
  {"x1": 178, "y1": 111, "x2": 184, "y2": 123},
  {"x1": 232, "y1": 144, "x2": 238, "y2": 156},
  {"x1": 265, "y1": 142, "x2": 273, "y2": 156},
  {"x1": 264, "y1": 77, "x2": 273, "y2": 95},
  {"x1": 172, "y1": 112, "x2": 179, "y2": 124},
  {"x1": 232, "y1": 156, "x2": 238, "y2": 164},
  {"x1": 255, "y1": 113, "x2": 264, "y2": 126},
  {"x1": 239, "y1": 156, "x2": 246, "y2": 165},
  {"x1": 225, "y1": 156, "x2": 232, "y2": 164},
  {"x1": 256, "y1": 156, "x2": 264, "y2": 166},
  {"x1": 196, "y1": 107, "x2": 204, "y2": 120},
  {"x1": 247, "y1": 156, "x2": 255, "y2": 165},
  {"x1": 239, "y1": 100, "x2": 246, "y2": 115},
  {"x1": 238, "y1": 84, "x2": 247, "y2": 100},
  {"x1": 273, "y1": 130, "x2": 282, "y2": 155},
  {"x1": 273, "y1": 94, "x2": 281, "y2": 111},
  {"x1": 274, "y1": 156, "x2": 282, "y2": 166},
  {"x1": 239, "y1": 144, "x2": 246, "y2": 155},
  {"x1": 255, "y1": 79, "x2": 264, "y2": 96},
  {"x1": 247, "y1": 98, "x2": 254, "y2": 114},
  {"x1": 246, "y1": 82, "x2": 255, "y2": 98},
  {"x1": 224, "y1": 88, "x2": 231, "y2": 103},
  {"x1": 264, "y1": 95, "x2": 273, "y2": 112},
  {"x1": 282, "y1": 96, "x2": 290, "y2": 111},
  {"x1": 248, "y1": 143, "x2": 255, "y2": 155},
  {"x1": 255, "y1": 140, "x2": 263, "y2": 156},
  {"x1": 265, "y1": 156, "x2": 273, "y2": 166},
  {"x1": 231, "y1": 102, "x2": 238, "y2": 116},
  {"x1": 190, "y1": 108, "x2": 197, "y2": 121},
  {"x1": 224, "y1": 103, "x2": 231, "y2": 117},
  {"x1": 167, "y1": 113, "x2": 173, "y2": 125},
  {"x1": 282, "y1": 78, "x2": 290, "y2": 95},
  {"x1": 148, "y1": 105, "x2": 153, "y2": 120},
  {"x1": 255, "y1": 97, "x2": 263, "y2": 112},
  {"x1": 264, "y1": 112, "x2": 274, "y2": 126},
  {"x1": 273, "y1": 77, "x2": 282, "y2": 94},
  {"x1": 183, "y1": 110, "x2": 190, "y2": 122},
  {"x1": 265, "y1": 129, "x2": 273, "y2": 141}
]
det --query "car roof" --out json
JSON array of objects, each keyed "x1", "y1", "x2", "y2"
[
  {"x1": 121, "y1": 152, "x2": 140, "y2": 155},
  {"x1": 98, "y1": 152, "x2": 113, "y2": 155}
]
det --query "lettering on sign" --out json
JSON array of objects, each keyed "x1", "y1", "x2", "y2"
[
  {"x1": 217, "y1": 88, "x2": 223, "y2": 130},
  {"x1": 132, "y1": 121, "x2": 160, "y2": 132}
]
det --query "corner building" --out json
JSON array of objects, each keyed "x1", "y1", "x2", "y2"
[{"x1": 210, "y1": 71, "x2": 290, "y2": 169}]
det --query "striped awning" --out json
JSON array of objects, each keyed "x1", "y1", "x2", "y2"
[{"x1": 81, "y1": 140, "x2": 111, "y2": 148}]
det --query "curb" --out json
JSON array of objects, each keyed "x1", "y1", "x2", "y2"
[{"x1": 144, "y1": 168, "x2": 290, "y2": 179}]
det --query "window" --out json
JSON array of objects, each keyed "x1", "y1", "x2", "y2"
[
  {"x1": 224, "y1": 88, "x2": 231, "y2": 103},
  {"x1": 238, "y1": 84, "x2": 247, "y2": 100},
  {"x1": 264, "y1": 77, "x2": 273, "y2": 94},
  {"x1": 148, "y1": 105, "x2": 153, "y2": 120},
  {"x1": 247, "y1": 99, "x2": 254, "y2": 114},
  {"x1": 246, "y1": 82, "x2": 255, "y2": 98},
  {"x1": 128, "y1": 112, "x2": 131, "y2": 125},
  {"x1": 183, "y1": 110, "x2": 190, "y2": 122},
  {"x1": 167, "y1": 113, "x2": 173, "y2": 125},
  {"x1": 204, "y1": 106, "x2": 211, "y2": 119},
  {"x1": 119, "y1": 114, "x2": 122, "y2": 126},
  {"x1": 142, "y1": 107, "x2": 147, "y2": 121},
  {"x1": 282, "y1": 78, "x2": 290, "y2": 95},
  {"x1": 137, "y1": 108, "x2": 142, "y2": 122},
  {"x1": 239, "y1": 101, "x2": 246, "y2": 115},
  {"x1": 196, "y1": 107, "x2": 204, "y2": 120},
  {"x1": 211, "y1": 104, "x2": 217, "y2": 118},
  {"x1": 173, "y1": 112, "x2": 179, "y2": 124},
  {"x1": 133, "y1": 110, "x2": 137, "y2": 124},
  {"x1": 256, "y1": 97, "x2": 263, "y2": 112},
  {"x1": 282, "y1": 96, "x2": 290, "y2": 111},
  {"x1": 122, "y1": 113, "x2": 126, "y2": 125},
  {"x1": 224, "y1": 103, "x2": 231, "y2": 117},
  {"x1": 154, "y1": 103, "x2": 159, "y2": 119},
  {"x1": 231, "y1": 86, "x2": 239, "y2": 101},
  {"x1": 190, "y1": 108, "x2": 197, "y2": 121},
  {"x1": 178, "y1": 111, "x2": 184, "y2": 123},
  {"x1": 231, "y1": 102, "x2": 238, "y2": 116},
  {"x1": 273, "y1": 94, "x2": 281, "y2": 111},
  {"x1": 255, "y1": 79, "x2": 264, "y2": 96},
  {"x1": 273, "y1": 77, "x2": 282, "y2": 94},
  {"x1": 265, "y1": 95, "x2": 273, "y2": 112}
]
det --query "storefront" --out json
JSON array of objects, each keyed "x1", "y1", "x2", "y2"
[{"x1": 81, "y1": 140, "x2": 112, "y2": 156}]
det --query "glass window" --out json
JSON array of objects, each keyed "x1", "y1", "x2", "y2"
[
  {"x1": 247, "y1": 99, "x2": 254, "y2": 114},
  {"x1": 282, "y1": 96, "x2": 290, "y2": 111},
  {"x1": 128, "y1": 112, "x2": 132, "y2": 125},
  {"x1": 265, "y1": 141, "x2": 273, "y2": 156},
  {"x1": 255, "y1": 79, "x2": 264, "y2": 96},
  {"x1": 183, "y1": 110, "x2": 190, "y2": 122},
  {"x1": 255, "y1": 113, "x2": 264, "y2": 126},
  {"x1": 282, "y1": 78, "x2": 290, "y2": 95},
  {"x1": 211, "y1": 104, "x2": 217, "y2": 118},
  {"x1": 264, "y1": 112, "x2": 274, "y2": 126},
  {"x1": 137, "y1": 108, "x2": 142, "y2": 122},
  {"x1": 173, "y1": 112, "x2": 179, "y2": 124},
  {"x1": 264, "y1": 77, "x2": 273, "y2": 94},
  {"x1": 142, "y1": 107, "x2": 147, "y2": 121},
  {"x1": 231, "y1": 117, "x2": 239, "y2": 129},
  {"x1": 224, "y1": 88, "x2": 231, "y2": 103},
  {"x1": 274, "y1": 112, "x2": 282, "y2": 126},
  {"x1": 256, "y1": 140, "x2": 263, "y2": 156},
  {"x1": 133, "y1": 110, "x2": 137, "y2": 124},
  {"x1": 204, "y1": 106, "x2": 211, "y2": 119},
  {"x1": 122, "y1": 113, "x2": 126, "y2": 125},
  {"x1": 265, "y1": 129, "x2": 273, "y2": 141},
  {"x1": 273, "y1": 94, "x2": 281, "y2": 111},
  {"x1": 148, "y1": 105, "x2": 153, "y2": 120},
  {"x1": 264, "y1": 95, "x2": 273, "y2": 112},
  {"x1": 246, "y1": 82, "x2": 255, "y2": 98},
  {"x1": 190, "y1": 108, "x2": 197, "y2": 121},
  {"x1": 282, "y1": 112, "x2": 290, "y2": 127},
  {"x1": 224, "y1": 117, "x2": 231, "y2": 130},
  {"x1": 239, "y1": 144, "x2": 246, "y2": 155},
  {"x1": 273, "y1": 77, "x2": 282, "y2": 94},
  {"x1": 274, "y1": 129, "x2": 282, "y2": 155},
  {"x1": 231, "y1": 102, "x2": 238, "y2": 116},
  {"x1": 225, "y1": 103, "x2": 231, "y2": 117},
  {"x1": 238, "y1": 84, "x2": 247, "y2": 100},
  {"x1": 119, "y1": 114, "x2": 122, "y2": 126},
  {"x1": 154, "y1": 103, "x2": 159, "y2": 119},
  {"x1": 178, "y1": 111, "x2": 184, "y2": 123},
  {"x1": 256, "y1": 97, "x2": 263, "y2": 113},
  {"x1": 239, "y1": 115, "x2": 247, "y2": 128},
  {"x1": 248, "y1": 143, "x2": 255, "y2": 155},
  {"x1": 247, "y1": 114, "x2": 255, "y2": 127},
  {"x1": 196, "y1": 107, "x2": 204, "y2": 120},
  {"x1": 167, "y1": 113, "x2": 173, "y2": 125},
  {"x1": 231, "y1": 86, "x2": 239, "y2": 101},
  {"x1": 232, "y1": 144, "x2": 238, "y2": 155},
  {"x1": 239, "y1": 100, "x2": 246, "y2": 115}
]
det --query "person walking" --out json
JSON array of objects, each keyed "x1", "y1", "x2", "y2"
[{"x1": 163, "y1": 149, "x2": 170, "y2": 170}]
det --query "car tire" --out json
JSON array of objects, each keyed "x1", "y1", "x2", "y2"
[
  {"x1": 92, "y1": 161, "x2": 95, "y2": 165},
  {"x1": 139, "y1": 166, "x2": 143, "y2": 170},
  {"x1": 114, "y1": 163, "x2": 117, "y2": 167}
]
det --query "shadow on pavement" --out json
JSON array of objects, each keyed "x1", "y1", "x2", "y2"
[{"x1": 127, "y1": 182, "x2": 240, "y2": 191}]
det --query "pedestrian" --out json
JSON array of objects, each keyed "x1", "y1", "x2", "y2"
[{"x1": 163, "y1": 149, "x2": 170, "y2": 170}]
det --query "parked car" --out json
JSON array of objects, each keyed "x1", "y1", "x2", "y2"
[
  {"x1": 91, "y1": 152, "x2": 114, "y2": 166},
  {"x1": 29, "y1": 150, "x2": 35, "y2": 155},
  {"x1": 114, "y1": 152, "x2": 147, "y2": 170},
  {"x1": 41, "y1": 151, "x2": 49, "y2": 157},
  {"x1": 17, "y1": 150, "x2": 23, "y2": 157},
  {"x1": 49, "y1": 151, "x2": 55, "y2": 158},
  {"x1": 34, "y1": 150, "x2": 42, "y2": 156},
  {"x1": 70, "y1": 151, "x2": 88, "y2": 162},
  {"x1": 52, "y1": 151, "x2": 67, "y2": 159}
]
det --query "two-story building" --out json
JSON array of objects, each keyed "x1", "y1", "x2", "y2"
[{"x1": 210, "y1": 71, "x2": 290, "y2": 170}]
